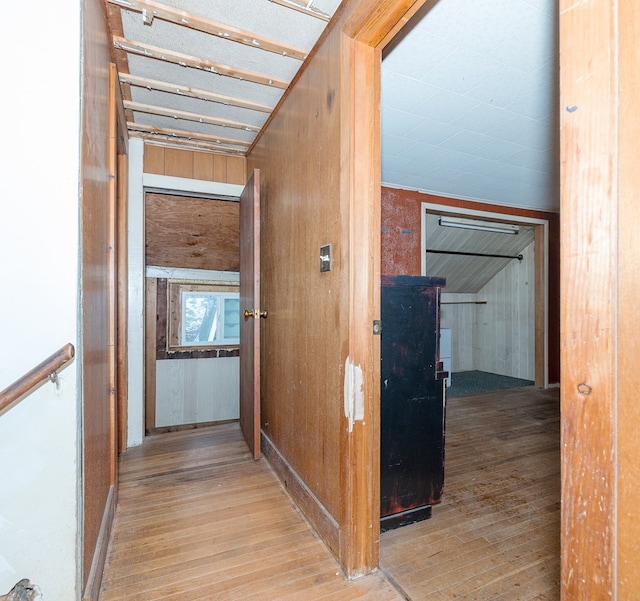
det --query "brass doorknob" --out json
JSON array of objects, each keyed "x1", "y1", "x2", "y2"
[{"x1": 244, "y1": 309, "x2": 268, "y2": 319}]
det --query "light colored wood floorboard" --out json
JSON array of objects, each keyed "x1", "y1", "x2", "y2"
[
  {"x1": 99, "y1": 422, "x2": 404, "y2": 601},
  {"x1": 100, "y1": 387, "x2": 558, "y2": 601},
  {"x1": 381, "y1": 386, "x2": 560, "y2": 601}
]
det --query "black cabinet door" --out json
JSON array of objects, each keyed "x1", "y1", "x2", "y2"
[{"x1": 380, "y1": 275, "x2": 445, "y2": 522}]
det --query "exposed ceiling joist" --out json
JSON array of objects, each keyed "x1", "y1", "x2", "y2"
[
  {"x1": 128, "y1": 122, "x2": 251, "y2": 148},
  {"x1": 123, "y1": 100, "x2": 261, "y2": 132},
  {"x1": 113, "y1": 36, "x2": 290, "y2": 89},
  {"x1": 120, "y1": 74, "x2": 273, "y2": 113},
  {"x1": 107, "y1": 0, "x2": 309, "y2": 60},
  {"x1": 267, "y1": 0, "x2": 331, "y2": 21},
  {"x1": 128, "y1": 130, "x2": 246, "y2": 154}
]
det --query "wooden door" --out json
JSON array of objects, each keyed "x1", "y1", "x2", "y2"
[{"x1": 239, "y1": 169, "x2": 261, "y2": 459}]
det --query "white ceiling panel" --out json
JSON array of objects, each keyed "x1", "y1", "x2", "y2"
[{"x1": 382, "y1": 0, "x2": 559, "y2": 212}]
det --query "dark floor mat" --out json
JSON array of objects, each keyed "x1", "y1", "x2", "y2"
[{"x1": 447, "y1": 370, "x2": 534, "y2": 397}]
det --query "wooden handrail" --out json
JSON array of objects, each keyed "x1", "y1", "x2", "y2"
[{"x1": 0, "y1": 343, "x2": 75, "y2": 414}]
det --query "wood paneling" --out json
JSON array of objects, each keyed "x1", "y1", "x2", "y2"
[
  {"x1": 245, "y1": 0, "x2": 440, "y2": 578},
  {"x1": 440, "y1": 293, "x2": 479, "y2": 373},
  {"x1": 143, "y1": 143, "x2": 246, "y2": 183},
  {"x1": 155, "y1": 358, "x2": 239, "y2": 427},
  {"x1": 475, "y1": 242, "x2": 535, "y2": 381},
  {"x1": 145, "y1": 193, "x2": 239, "y2": 271},
  {"x1": 99, "y1": 424, "x2": 403, "y2": 601},
  {"x1": 246, "y1": 8, "x2": 346, "y2": 553},
  {"x1": 439, "y1": 241, "x2": 535, "y2": 381},
  {"x1": 381, "y1": 387, "x2": 560, "y2": 600},
  {"x1": 80, "y1": 0, "x2": 116, "y2": 596}
]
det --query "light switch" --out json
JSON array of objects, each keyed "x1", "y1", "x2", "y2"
[{"x1": 320, "y1": 244, "x2": 332, "y2": 272}]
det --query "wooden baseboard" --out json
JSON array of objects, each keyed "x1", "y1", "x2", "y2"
[
  {"x1": 261, "y1": 431, "x2": 340, "y2": 559},
  {"x1": 83, "y1": 485, "x2": 116, "y2": 601}
]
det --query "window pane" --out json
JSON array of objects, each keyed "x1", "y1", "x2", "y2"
[
  {"x1": 183, "y1": 293, "x2": 219, "y2": 344},
  {"x1": 223, "y1": 297, "x2": 240, "y2": 339}
]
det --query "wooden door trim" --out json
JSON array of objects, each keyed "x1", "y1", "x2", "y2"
[{"x1": 338, "y1": 0, "x2": 434, "y2": 578}]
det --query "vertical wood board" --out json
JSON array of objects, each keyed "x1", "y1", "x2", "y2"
[
  {"x1": 617, "y1": 0, "x2": 640, "y2": 595},
  {"x1": 559, "y1": 0, "x2": 617, "y2": 597}
]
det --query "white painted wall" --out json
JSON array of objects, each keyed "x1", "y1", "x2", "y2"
[
  {"x1": 155, "y1": 358, "x2": 239, "y2": 427},
  {"x1": 0, "y1": 1, "x2": 80, "y2": 598}
]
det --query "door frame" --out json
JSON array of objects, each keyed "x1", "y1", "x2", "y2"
[
  {"x1": 420, "y1": 200, "x2": 550, "y2": 387},
  {"x1": 124, "y1": 136, "x2": 244, "y2": 447}
]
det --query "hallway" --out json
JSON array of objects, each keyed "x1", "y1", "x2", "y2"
[
  {"x1": 99, "y1": 386, "x2": 560, "y2": 600},
  {"x1": 98, "y1": 423, "x2": 402, "y2": 600}
]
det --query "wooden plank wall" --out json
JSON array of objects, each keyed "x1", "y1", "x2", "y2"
[
  {"x1": 80, "y1": 0, "x2": 116, "y2": 597},
  {"x1": 439, "y1": 294, "x2": 476, "y2": 372},
  {"x1": 143, "y1": 144, "x2": 245, "y2": 183},
  {"x1": 439, "y1": 242, "x2": 535, "y2": 380},
  {"x1": 246, "y1": 13, "x2": 346, "y2": 556},
  {"x1": 560, "y1": 0, "x2": 640, "y2": 597},
  {"x1": 246, "y1": 0, "x2": 436, "y2": 578},
  {"x1": 475, "y1": 241, "x2": 535, "y2": 380}
]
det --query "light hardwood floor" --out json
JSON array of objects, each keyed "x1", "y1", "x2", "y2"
[
  {"x1": 98, "y1": 423, "x2": 403, "y2": 601},
  {"x1": 100, "y1": 386, "x2": 559, "y2": 600},
  {"x1": 381, "y1": 386, "x2": 561, "y2": 600}
]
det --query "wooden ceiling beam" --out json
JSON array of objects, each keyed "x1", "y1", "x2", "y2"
[
  {"x1": 108, "y1": 0, "x2": 308, "y2": 60},
  {"x1": 120, "y1": 73, "x2": 273, "y2": 113},
  {"x1": 127, "y1": 122, "x2": 252, "y2": 147},
  {"x1": 267, "y1": 0, "x2": 331, "y2": 21},
  {"x1": 113, "y1": 36, "x2": 289, "y2": 89},
  {"x1": 128, "y1": 130, "x2": 246, "y2": 154},
  {"x1": 123, "y1": 100, "x2": 261, "y2": 132}
]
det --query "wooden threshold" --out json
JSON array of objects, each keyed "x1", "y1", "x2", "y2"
[
  {"x1": 381, "y1": 386, "x2": 560, "y2": 601},
  {"x1": 98, "y1": 423, "x2": 403, "y2": 600}
]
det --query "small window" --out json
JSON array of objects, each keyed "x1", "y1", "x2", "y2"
[{"x1": 168, "y1": 281, "x2": 239, "y2": 350}]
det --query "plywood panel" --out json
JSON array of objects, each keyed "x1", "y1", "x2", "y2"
[
  {"x1": 145, "y1": 193, "x2": 239, "y2": 271},
  {"x1": 226, "y1": 156, "x2": 246, "y2": 184},
  {"x1": 246, "y1": 23, "x2": 346, "y2": 529},
  {"x1": 155, "y1": 358, "x2": 239, "y2": 427}
]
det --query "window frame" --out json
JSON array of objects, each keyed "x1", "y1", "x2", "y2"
[{"x1": 167, "y1": 280, "x2": 240, "y2": 351}]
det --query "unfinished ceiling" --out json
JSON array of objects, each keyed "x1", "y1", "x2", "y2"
[
  {"x1": 105, "y1": 0, "x2": 343, "y2": 154},
  {"x1": 105, "y1": 0, "x2": 558, "y2": 213}
]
